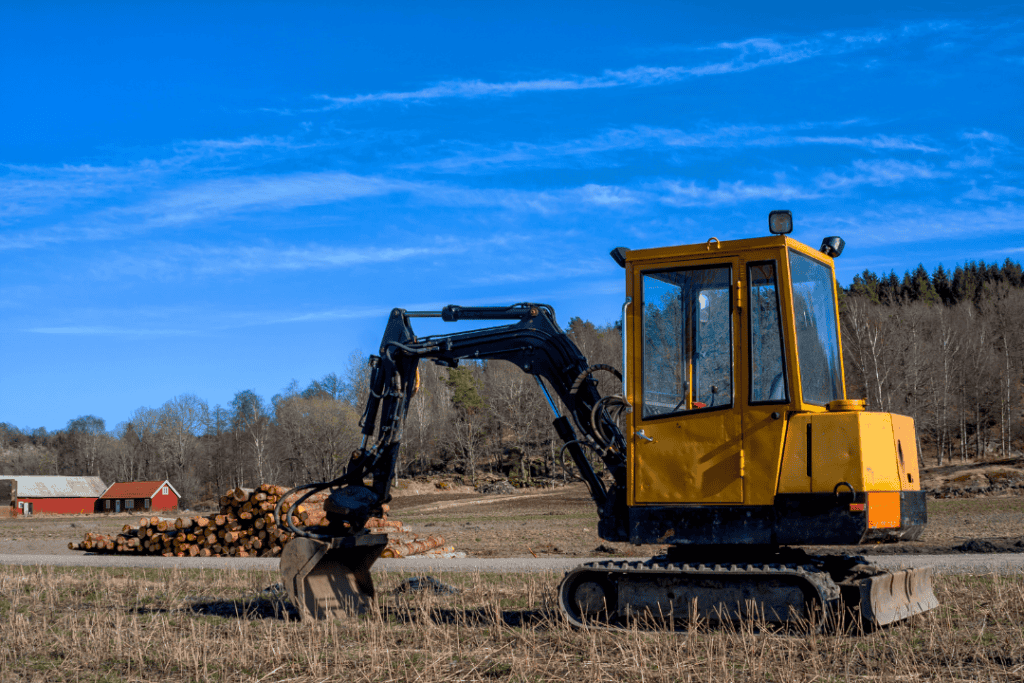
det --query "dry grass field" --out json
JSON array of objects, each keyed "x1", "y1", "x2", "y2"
[
  {"x1": 4, "y1": 468, "x2": 1024, "y2": 681},
  {"x1": 1, "y1": 564, "x2": 1023, "y2": 682}
]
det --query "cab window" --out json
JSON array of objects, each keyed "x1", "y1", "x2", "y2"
[
  {"x1": 788, "y1": 251, "x2": 843, "y2": 405},
  {"x1": 748, "y1": 261, "x2": 788, "y2": 403},
  {"x1": 641, "y1": 265, "x2": 732, "y2": 419}
]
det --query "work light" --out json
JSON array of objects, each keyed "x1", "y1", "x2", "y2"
[{"x1": 768, "y1": 210, "x2": 793, "y2": 235}]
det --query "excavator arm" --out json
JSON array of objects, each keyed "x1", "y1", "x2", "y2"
[
  {"x1": 343, "y1": 303, "x2": 628, "y2": 532},
  {"x1": 281, "y1": 303, "x2": 630, "y2": 545},
  {"x1": 277, "y1": 303, "x2": 631, "y2": 619}
]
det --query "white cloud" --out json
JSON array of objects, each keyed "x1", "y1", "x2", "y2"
[
  {"x1": 808, "y1": 203, "x2": 1024, "y2": 247},
  {"x1": 658, "y1": 179, "x2": 818, "y2": 206},
  {"x1": 90, "y1": 241, "x2": 470, "y2": 279},
  {"x1": 0, "y1": 171, "x2": 419, "y2": 251},
  {"x1": 961, "y1": 184, "x2": 1024, "y2": 201},
  {"x1": 816, "y1": 159, "x2": 948, "y2": 190},
  {"x1": 192, "y1": 243, "x2": 466, "y2": 274},
  {"x1": 792, "y1": 135, "x2": 940, "y2": 152},
  {"x1": 0, "y1": 162, "x2": 162, "y2": 225},
  {"x1": 403, "y1": 123, "x2": 944, "y2": 174},
  {"x1": 312, "y1": 29, "x2": 897, "y2": 110},
  {"x1": 315, "y1": 76, "x2": 616, "y2": 108},
  {"x1": 574, "y1": 184, "x2": 644, "y2": 207}
]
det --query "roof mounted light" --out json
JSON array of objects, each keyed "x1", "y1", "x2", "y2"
[
  {"x1": 820, "y1": 236, "x2": 845, "y2": 258},
  {"x1": 768, "y1": 210, "x2": 793, "y2": 235},
  {"x1": 610, "y1": 247, "x2": 630, "y2": 268}
]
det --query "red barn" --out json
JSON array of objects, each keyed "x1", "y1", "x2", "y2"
[
  {"x1": 98, "y1": 480, "x2": 180, "y2": 514},
  {"x1": 0, "y1": 476, "x2": 107, "y2": 515}
]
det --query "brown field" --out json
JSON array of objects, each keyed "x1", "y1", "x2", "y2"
[
  {"x1": 1, "y1": 564, "x2": 1023, "y2": 682},
  {"x1": 5, "y1": 476, "x2": 1024, "y2": 559}
]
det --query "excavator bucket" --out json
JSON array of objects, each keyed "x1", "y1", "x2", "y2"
[
  {"x1": 857, "y1": 566, "x2": 939, "y2": 628},
  {"x1": 280, "y1": 533, "x2": 389, "y2": 620}
]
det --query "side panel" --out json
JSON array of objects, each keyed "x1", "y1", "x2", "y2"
[
  {"x1": 891, "y1": 414, "x2": 921, "y2": 491},
  {"x1": 778, "y1": 412, "x2": 903, "y2": 495}
]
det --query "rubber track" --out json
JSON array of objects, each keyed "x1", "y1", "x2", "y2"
[{"x1": 558, "y1": 558, "x2": 842, "y2": 630}]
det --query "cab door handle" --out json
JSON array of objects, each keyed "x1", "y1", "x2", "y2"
[{"x1": 636, "y1": 429, "x2": 654, "y2": 442}]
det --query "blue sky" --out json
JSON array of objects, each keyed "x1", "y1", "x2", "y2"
[{"x1": 2, "y1": 2, "x2": 1022, "y2": 432}]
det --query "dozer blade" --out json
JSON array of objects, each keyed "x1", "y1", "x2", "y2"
[
  {"x1": 280, "y1": 533, "x2": 389, "y2": 620},
  {"x1": 857, "y1": 566, "x2": 938, "y2": 627}
]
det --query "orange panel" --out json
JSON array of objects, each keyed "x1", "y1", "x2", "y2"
[{"x1": 867, "y1": 491, "x2": 901, "y2": 529}]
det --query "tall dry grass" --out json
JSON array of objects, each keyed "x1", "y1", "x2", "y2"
[{"x1": 0, "y1": 565, "x2": 1022, "y2": 682}]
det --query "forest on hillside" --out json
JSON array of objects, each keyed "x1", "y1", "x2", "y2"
[{"x1": 2, "y1": 259, "x2": 1022, "y2": 506}]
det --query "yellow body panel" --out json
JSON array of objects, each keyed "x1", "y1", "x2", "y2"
[
  {"x1": 632, "y1": 415, "x2": 743, "y2": 503},
  {"x1": 778, "y1": 411, "x2": 904, "y2": 494},
  {"x1": 740, "y1": 406, "x2": 788, "y2": 505}
]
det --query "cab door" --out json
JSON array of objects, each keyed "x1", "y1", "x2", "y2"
[{"x1": 629, "y1": 257, "x2": 744, "y2": 504}]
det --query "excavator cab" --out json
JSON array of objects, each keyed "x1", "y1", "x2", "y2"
[{"x1": 619, "y1": 233, "x2": 926, "y2": 548}]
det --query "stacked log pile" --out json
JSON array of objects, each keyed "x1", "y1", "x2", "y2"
[{"x1": 69, "y1": 484, "x2": 450, "y2": 558}]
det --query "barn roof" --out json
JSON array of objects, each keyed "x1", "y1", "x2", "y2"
[
  {"x1": 99, "y1": 480, "x2": 180, "y2": 500},
  {"x1": 0, "y1": 476, "x2": 107, "y2": 498}
]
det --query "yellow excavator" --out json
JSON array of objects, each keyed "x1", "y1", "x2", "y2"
[{"x1": 277, "y1": 210, "x2": 938, "y2": 629}]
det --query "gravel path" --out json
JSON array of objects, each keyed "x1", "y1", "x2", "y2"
[{"x1": 2, "y1": 553, "x2": 1023, "y2": 575}]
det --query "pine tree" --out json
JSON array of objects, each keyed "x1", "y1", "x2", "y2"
[{"x1": 932, "y1": 264, "x2": 953, "y2": 304}]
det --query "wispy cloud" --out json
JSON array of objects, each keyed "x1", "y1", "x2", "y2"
[
  {"x1": 658, "y1": 179, "x2": 819, "y2": 206},
  {"x1": 0, "y1": 162, "x2": 163, "y2": 225},
  {"x1": 810, "y1": 203, "x2": 1024, "y2": 247},
  {"x1": 792, "y1": 135, "x2": 940, "y2": 152},
  {"x1": 466, "y1": 257, "x2": 611, "y2": 285},
  {"x1": 404, "y1": 123, "x2": 943, "y2": 172},
  {"x1": 816, "y1": 159, "x2": 948, "y2": 189},
  {"x1": 193, "y1": 243, "x2": 467, "y2": 274},
  {"x1": 7, "y1": 152, "x2": 981, "y2": 256},
  {"x1": 0, "y1": 171, "x2": 418, "y2": 251},
  {"x1": 89, "y1": 241, "x2": 470, "y2": 279},
  {"x1": 25, "y1": 306, "x2": 396, "y2": 336},
  {"x1": 961, "y1": 184, "x2": 1024, "y2": 201},
  {"x1": 312, "y1": 29, "x2": 903, "y2": 110}
]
